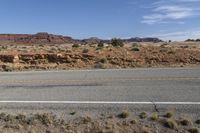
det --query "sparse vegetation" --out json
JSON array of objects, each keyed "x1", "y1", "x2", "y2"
[
  {"x1": 150, "y1": 113, "x2": 159, "y2": 121},
  {"x1": 132, "y1": 47, "x2": 140, "y2": 51},
  {"x1": 72, "y1": 44, "x2": 80, "y2": 48},
  {"x1": 163, "y1": 119, "x2": 178, "y2": 130},
  {"x1": 82, "y1": 48, "x2": 89, "y2": 53},
  {"x1": 185, "y1": 39, "x2": 200, "y2": 42},
  {"x1": 111, "y1": 38, "x2": 124, "y2": 47},
  {"x1": 118, "y1": 110, "x2": 129, "y2": 118},
  {"x1": 99, "y1": 58, "x2": 107, "y2": 63},
  {"x1": 70, "y1": 111, "x2": 76, "y2": 115},
  {"x1": 180, "y1": 118, "x2": 191, "y2": 126},
  {"x1": 94, "y1": 63, "x2": 109, "y2": 69},
  {"x1": 0, "y1": 42, "x2": 199, "y2": 71},
  {"x1": 0, "y1": 111, "x2": 197, "y2": 132},
  {"x1": 139, "y1": 112, "x2": 147, "y2": 119},
  {"x1": 164, "y1": 111, "x2": 173, "y2": 118},
  {"x1": 97, "y1": 41, "x2": 104, "y2": 47}
]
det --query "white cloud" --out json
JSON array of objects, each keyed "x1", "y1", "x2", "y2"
[
  {"x1": 151, "y1": 29, "x2": 200, "y2": 40},
  {"x1": 142, "y1": 1, "x2": 200, "y2": 24}
]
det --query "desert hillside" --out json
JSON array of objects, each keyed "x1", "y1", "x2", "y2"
[{"x1": 0, "y1": 41, "x2": 199, "y2": 71}]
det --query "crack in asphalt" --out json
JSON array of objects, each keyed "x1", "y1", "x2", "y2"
[{"x1": 148, "y1": 98, "x2": 160, "y2": 113}]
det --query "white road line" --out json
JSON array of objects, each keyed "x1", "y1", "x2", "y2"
[{"x1": 0, "y1": 101, "x2": 199, "y2": 105}]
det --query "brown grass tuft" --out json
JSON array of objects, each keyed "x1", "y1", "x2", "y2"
[
  {"x1": 164, "y1": 111, "x2": 173, "y2": 118},
  {"x1": 163, "y1": 119, "x2": 178, "y2": 130},
  {"x1": 139, "y1": 112, "x2": 147, "y2": 119},
  {"x1": 118, "y1": 111, "x2": 129, "y2": 119}
]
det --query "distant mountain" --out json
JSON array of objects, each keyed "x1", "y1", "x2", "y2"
[
  {"x1": 121, "y1": 37, "x2": 163, "y2": 43},
  {"x1": 185, "y1": 39, "x2": 200, "y2": 42},
  {"x1": 0, "y1": 32, "x2": 74, "y2": 44},
  {"x1": 0, "y1": 32, "x2": 163, "y2": 44}
]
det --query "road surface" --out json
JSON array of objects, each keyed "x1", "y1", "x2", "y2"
[{"x1": 0, "y1": 68, "x2": 199, "y2": 116}]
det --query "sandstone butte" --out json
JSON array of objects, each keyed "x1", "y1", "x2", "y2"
[{"x1": 0, "y1": 32, "x2": 75, "y2": 44}]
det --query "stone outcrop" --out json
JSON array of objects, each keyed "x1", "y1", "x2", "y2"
[
  {"x1": 0, "y1": 32, "x2": 74, "y2": 44},
  {"x1": 0, "y1": 45, "x2": 199, "y2": 71},
  {"x1": 0, "y1": 32, "x2": 163, "y2": 45}
]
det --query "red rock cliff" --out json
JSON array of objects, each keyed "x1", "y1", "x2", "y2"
[{"x1": 0, "y1": 32, "x2": 74, "y2": 44}]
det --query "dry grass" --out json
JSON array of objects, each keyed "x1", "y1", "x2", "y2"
[
  {"x1": 118, "y1": 111, "x2": 129, "y2": 119},
  {"x1": 150, "y1": 113, "x2": 159, "y2": 121},
  {"x1": 139, "y1": 112, "x2": 147, "y2": 119},
  {"x1": 0, "y1": 42, "x2": 200, "y2": 71},
  {"x1": 163, "y1": 119, "x2": 178, "y2": 130},
  {"x1": 164, "y1": 111, "x2": 173, "y2": 118},
  {"x1": 0, "y1": 111, "x2": 198, "y2": 133},
  {"x1": 179, "y1": 118, "x2": 192, "y2": 126}
]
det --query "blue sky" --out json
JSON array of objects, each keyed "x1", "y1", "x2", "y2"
[{"x1": 0, "y1": 0, "x2": 200, "y2": 40}]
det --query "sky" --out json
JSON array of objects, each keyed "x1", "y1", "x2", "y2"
[{"x1": 0, "y1": 0, "x2": 200, "y2": 41}]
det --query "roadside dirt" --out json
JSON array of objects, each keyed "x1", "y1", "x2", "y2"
[
  {"x1": 0, "y1": 42, "x2": 199, "y2": 71},
  {"x1": 0, "y1": 111, "x2": 199, "y2": 133}
]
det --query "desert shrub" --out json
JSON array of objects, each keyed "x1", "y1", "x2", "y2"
[
  {"x1": 34, "y1": 113, "x2": 55, "y2": 126},
  {"x1": 185, "y1": 39, "x2": 195, "y2": 42},
  {"x1": 72, "y1": 44, "x2": 80, "y2": 48},
  {"x1": 167, "y1": 50, "x2": 175, "y2": 54},
  {"x1": 82, "y1": 48, "x2": 89, "y2": 53},
  {"x1": 111, "y1": 38, "x2": 124, "y2": 47},
  {"x1": 94, "y1": 63, "x2": 109, "y2": 69},
  {"x1": 139, "y1": 112, "x2": 147, "y2": 119},
  {"x1": 163, "y1": 119, "x2": 178, "y2": 130},
  {"x1": 150, "y1": 113, "x2": 159, "y2": 121},
  {"x1": 70, "y1": 111, "x2": 76, "y2": 115},
  {"x1": 164, "y1": 112, "x2": 173, "y2": 118},
  {"x1": 132, "y1": 47, "x2": 140, "y2": 52},
  {"x1": 180, "y1": 118, "x2": 191, "y2": 126},
  {"x1": 2, "y1": 65, "x2": 14, "y2": 72},
  {"x1": 97, "y1": 41, "x2": 104, "y2": 47},
  {"x1": 118, "y1": 111, "x2": 129, "y2": 119},
  {"x1": 100, "y1": 58, "x2": 107, "y2": 63}
]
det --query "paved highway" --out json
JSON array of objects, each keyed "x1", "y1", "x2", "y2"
[{"x1": 0, "y1": 68, "x2": 199, "y2": 116}]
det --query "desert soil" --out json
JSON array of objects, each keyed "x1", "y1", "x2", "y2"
[{"x1": 0, "y1": 111, "x2": 199, "y2": 133}]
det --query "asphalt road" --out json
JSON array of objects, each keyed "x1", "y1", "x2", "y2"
[{"x1": 0, "y1": 68, "x2": 199, "y2": 116}]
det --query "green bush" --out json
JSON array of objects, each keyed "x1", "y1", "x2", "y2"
[
  {"x1": 111, "y1": 38, "x2": 124, "y2": 47},
  {"x1": 82, "y1": 48, "x2": 89, "y2": 53},
  {"x1": 118, "y1": 111, "x2": 129, "y2": 119},
  {"x1": 97, "y1": 41, "x2": 104, "y2": 47},
  {"x1": 139, "y1": 112, "x2": 147, "y2": 119},
  {"x1": 164, "y1": 112, "x2": 173, "y2": 118},
  {"x1": 100, "y1": 58, "x2": 107, "y2": 63},
  {"x1": 72, "y1": 44, "x2": 80, "y2": 48}
]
